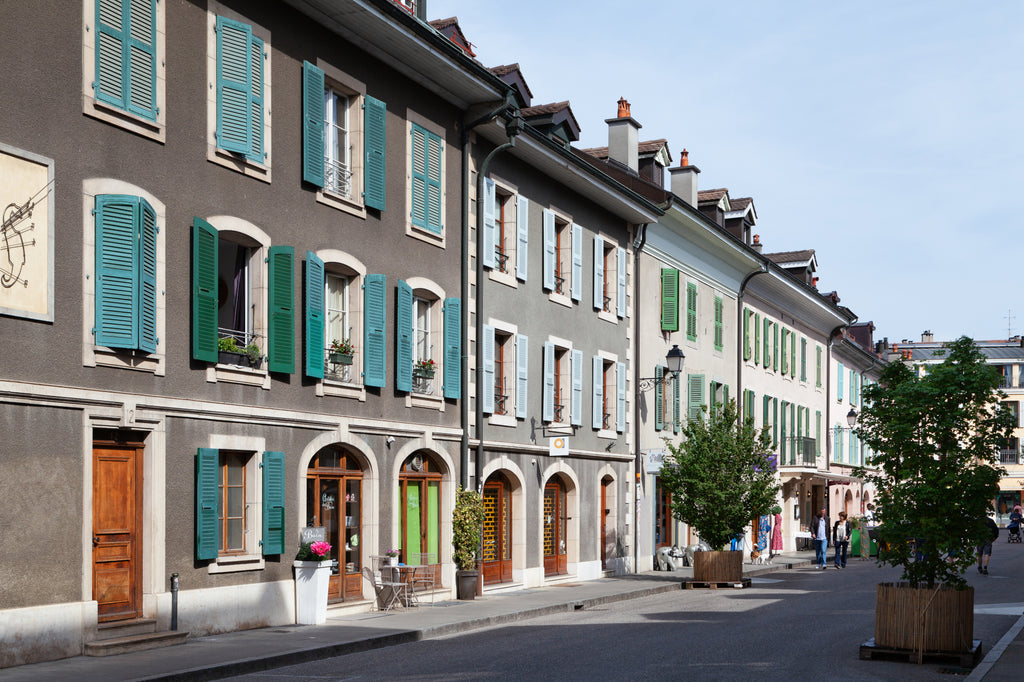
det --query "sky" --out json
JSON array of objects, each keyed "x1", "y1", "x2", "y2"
[{"x1": 427, "y1": 0, "x2": 1024, "y2": 345}]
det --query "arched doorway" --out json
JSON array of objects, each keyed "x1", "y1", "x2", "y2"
[
  {"x1": 543, "y1": 477, "x2": 568, "y2": 576},
  {"x1": 601, "y1": 476, "x2": 614, "y2": 570},
  {"x1": 306, "y1": 446, "x2": 364, "y2": 601},
  {"x1": 398, "y1": 452, "x2": 442, "y2": 576},
  {"x1": 844, "y1": 490, "x2": 853, "y2": 517},
  {"x1": 482, "y1": 472, "x2": 513, "y2": 584}
]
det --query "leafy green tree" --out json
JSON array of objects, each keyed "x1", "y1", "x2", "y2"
[
  {"x1": 659, "y1": 399, "x2": 779, "y2": 550},
  {"x1": 856, "y1": 336, "x2": 1010, "y2": 589},
  {"x1": 452, "y1": 485, "x2": 485, "y2": 571}
]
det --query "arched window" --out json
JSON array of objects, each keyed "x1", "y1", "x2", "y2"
[{"x1": 399, "y1": 453, "x2": 442, "y2": 568}]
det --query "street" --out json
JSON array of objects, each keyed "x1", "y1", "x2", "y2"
[{"x1": 226, "y1": 540, "x2": 1024, "y2": 681}]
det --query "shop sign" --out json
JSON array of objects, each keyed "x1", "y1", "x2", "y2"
[
  {"x1": 301, "y1": 526, "x2": 326, "y2": 544},
  {"x1": 643, "y1": 449, "x2": 666, "y2": 474},
  {"x1": 549, "y1": 436, "x2": 568, "y2": 457}
]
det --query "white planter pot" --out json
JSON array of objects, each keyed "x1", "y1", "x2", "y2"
[
  {"x1": 293, "y1": 560, "x2": 332, "y2": 625},
  {"x1": 388, "y1": 556, "x2": 398, "y2": 567}
]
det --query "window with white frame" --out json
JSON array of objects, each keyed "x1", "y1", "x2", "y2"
[
  {"x1": 593, "y1": 237, "x2": 625, "y2": 321},
  {"x1": 324, "y1": 88, "x2": 351, "y2": 197},
  {"x1": 543, "y1": 341, "x2": 575, "y2": 425},
  {"x1": 483, "y1": 322, "x2": 519, "y2": 423}
]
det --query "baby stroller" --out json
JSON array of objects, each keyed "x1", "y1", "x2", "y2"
[{"x1": 1009, "y1": 522, "x2": 1022, "y2": 543}]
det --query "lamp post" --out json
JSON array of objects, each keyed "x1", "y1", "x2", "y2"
[
  {"x1": 846, "y1": 408, "x2": 858, "y2": 428},
  {"x1": 638, "y1": 345, "x2": 685, "y2": 392}
]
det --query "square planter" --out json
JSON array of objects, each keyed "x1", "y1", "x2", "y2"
[
  {"x1": 329, "y1": 352, "x2": 353, "y2": 365},
  {"x1": 414, "y1": 368, "x2": 435, "y2": 379},
  {"x1": 294, "y1": 560, "x2": 332, "y2": 625}
]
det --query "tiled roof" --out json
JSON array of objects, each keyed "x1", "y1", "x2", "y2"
[
  {"x1": 765, "y1": 249, "x2": 816, "y2": 264},
  {"x1": 522, "y1": 101, "x2": 571, "y2": 117},
  {"x1": 698, "y1": 188, "x2": 729, "y2": 202},
  {"x1": 489, "y1": 63, "x2": 519, "y2": 76},
  {"x1": 428, "y1": 17, "x2": 458, "y2": 29},
  {"x1": 580, "y1": 139, "x2": 669, "y2": 160},
  {"x1": 730, "y1": 197, "x2": 752, "y2": 211}
]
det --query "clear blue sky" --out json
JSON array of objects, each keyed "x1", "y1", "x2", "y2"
[{"x1": 428, "y1": 0, "x2": 1024, "y2": 345}]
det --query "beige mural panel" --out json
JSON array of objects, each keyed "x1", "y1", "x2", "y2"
[{"x1": 0, "y1": 143, "x2": 54, "y2": 321}]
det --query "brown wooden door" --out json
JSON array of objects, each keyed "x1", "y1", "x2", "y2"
[
  {"x1": 93, "y1": 445, "x2": 142, "y2": 622},
  {"x1": 601, "y1": 479, "x2": 610, "y2": 570},
  {"x1": 543, "y1": 480, "x2": 567, "y2": 576},
  {"x1": 306, "y1": 448, "x2": 364, "y2": 602},
  {"x1": 482, "y1": 478, "x2": 512, "y2": 584}
]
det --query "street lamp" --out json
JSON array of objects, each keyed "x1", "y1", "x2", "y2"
[
  {"x1": 846, "y1": 408, "x2": 858, "y2": 428},
  {"x1": 638, "y1": 345, "x2": 685, "y2": 392}
]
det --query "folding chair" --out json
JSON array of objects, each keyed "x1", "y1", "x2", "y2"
[
  {"x1": 412, "y1": 552, "x2": 439, "y2": 605},
  {"x1": 362, "y1": 566, "x2": 405, "y2": 612}
]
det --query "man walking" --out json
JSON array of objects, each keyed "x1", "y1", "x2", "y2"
[
  {"x1": 833, "y1": 511, "x2": 851, "y2": 568},
  {"x1": 977, "y1": 514, "x2": 999, "y2": 575},
  {"x1": 812, "y1": 507, "x2": 830, "y2": 570}
]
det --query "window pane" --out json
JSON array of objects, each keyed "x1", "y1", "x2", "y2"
[
  {"x1": 226, "y1": 518, "x2": 243, "y2": 550},
  {"x1": 227, "y1": 485, "x2": 243, "y2": 514}
]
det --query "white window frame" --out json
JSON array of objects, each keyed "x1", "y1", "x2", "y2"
[
  {"x1": 486, "y1": 175, "x2": 519, "y2": 289},
  {"x1": 206, "y1": 433, "x2": 265, "y2": 574},
  {"x1": 596, "y1": 350, "x2": 620, "y2": 440},
  {"x1": 315, "y1": 250, "x2": 366, "y2": 401},
  {"x1": 314, "y1": 59, "x2": 367, "y2": 217},
  {"x1": 405, "y1": 277, "x2": 446, "y2": 410},
  {"x1": 487, "y1": 318, "x2": 518, "y2": 427}
]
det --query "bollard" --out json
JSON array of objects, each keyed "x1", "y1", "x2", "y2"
[{"x1": 170, "y1": 573, "x2": 179, "y2": 631}]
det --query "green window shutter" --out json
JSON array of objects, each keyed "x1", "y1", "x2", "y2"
[
  {"x1": 800, "y1": 337, "x2": 807, "y2": 381},
  {"x1": 780, "y1": 401, "x2": 787, "y2": 460},
  {"x1": 515, "y1": 195, "x2": 529, "y2": 281},
  {"x1": 571, "y1": 349, "x2": 583, "y2": 426},
  {"x1": 362, "y1": 274, "x2": 386, "y2": 387},
  {"x1": 304, "y1": 251, "x2": 325, "y2": 379},
  {"x1": 95, "y1": 194, "x2": 139, "y2": 350},
  {"x1": 302, "y1": 61, "x2": 325, "y2": 187},
  {"x1": 763, "y1": 394, "x2": 770, "y2": 430},
  {"x1": 772, "y1": 323, "x2": 778, "y2": 371},
  {"x1": 743, "y1": 309, "x2": 750, "y2": 361},
  {"x1": 616, "y1": 362, "x2": 626, "y2": 432},
  {"x1": 672, "y1": 373, "x2": 681, "y2": 434},
  {"x1": 363, "y1": 95, "x2": 387, "y2": 211},
  {"x1": 686, "y1": 283, "x2": 697, "y2": 342},
  {"x1": 138, "y1": 199, "x2": 157, "y2": 353},
  {"x1": 261, "y1": 451, "x2": 285, "y2": 556},
  {"x1": 592, "y1": 355, "x2": 603, "y2": 430},
  {"x1": 542, "y1": 209, "x2": 555, "y2": 291},
  {"x1": 542, "y1": 342, "x2": 554, "y2": 422},
  {"x1": 723, "y1": 384, "x2": 729, "y2": 408},
  {"x1": 837, "y1": 362, "x2": 844, "y2": 401},
  {"x1": 515, "y1": 334, "x2": 528, "y2": 418},
  {"x1": 654, "y1": 366, "x2": 664, "y2": 431},
  {"x1": 792, "y1": 335, "x2": 798, "y2": 380},
  {"x1": 95, "y1": 0, "x2": 129, "y2": 110},
  {"x1": 410, "y1": 124, "x2": 442, "y2": 233},
  {"x1": 248, "y1": 35, "x2": 265, "y2": 162},
  {"x1": 763, "y1": 318, "x2": 770, "y2": 367},
  {"x1": 268, "y1": 246, "x2": 295, "y2": 374},
  {"x1": 191, "y1": 217, "x2": 218, "y2": 362},
  {"x1": 687, "y1": 374, "x2": 704, "y2": 422},
  {"x1": 395, "y1": 280, "x2": 412, "y2": 392},
  {"x1": 713, "y1": 297, "x2": 723, "y2": 351},
  {"x1": 126, "y1": 0, "x2": 157, "y2": 119},
  {"x1": 443, "y1": 298, "x2": 461, "y2": 399},
  {"x1": 816, "y1": 345, "x2": 822, "y2": 387},
  {"x1": 215, "y1": 16, "x2": 257, "y2": 157},
  {"x1": 773, "y1": 398, "x2": 778, "y2": 449},
  {"x1": 754, "y1": 313, "x2": 761, "y2": 364},
  {"x1": 660, "y1": 268, "x2": 679, "y2": 331},
  {"x1": 482, "y1": 178, "x2": 496, "y2": 269},
  {"x1": 815, "y1": 410, "x2": 822, "y2": 456},
  {"x1": 781, "y1": 329, "x2": 789, "y2": 375},
  {"x1": 195, "y1": 448, "x2": 219, "y2": 561}
]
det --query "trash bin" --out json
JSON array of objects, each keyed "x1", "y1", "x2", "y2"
[
  {"x1": 868, "y1": 527, "x2": 879, "y2": 557},
  {"x1": 850, "y1": 527, "x2": 861, "y2": 557}
]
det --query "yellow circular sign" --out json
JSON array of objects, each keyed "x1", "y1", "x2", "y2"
[{"x1": 553, "y1": 438, "x2": 565, "y2": 449}]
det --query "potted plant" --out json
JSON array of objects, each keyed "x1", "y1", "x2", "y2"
[
  {"x1": 217, "y1": 336, "x2": 246, "y2": 366},
  {"x1": 856, "y1": 337, "x2": 1011, "y2": 661},
  {"x1": 329, "y1": 338, "x2": 354, "y2": 365},
  {"x1": 452, "y1": 485, "x2": 485, "y2": 599},
  {"x1": 414, "y1": 358, "x2": 436, "y2": 379},
  {"x1": 385, "y1": 548, "x2": 400, "y2": 566},
  {"x1": 293, "y1": 541, "x2": 332, "y2": 625},
  {"x1": 659, "y1": 399, "x2": 779, "y2": 583},
  {"x1": 243, "y1": 342, "x2": 262, "y2": 369}
]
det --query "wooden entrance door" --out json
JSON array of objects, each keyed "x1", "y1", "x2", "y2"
[
  {"x1": 601, "y1": 478, "x2": 612, "y2": 570},
  {"x1": 655, "y1": 478, "x2": 672, "y2": 548},
  {"x1": 482, "y1": 477, "x2": 512, "y2": 584},
  {"x1": 93, "y1": 444, "x2": 142, "y2": 622},
  {"x1": 306, "y1": 448, "x2": 363, "y2": 601},
  {"x1": 543, "y1": 480, "x2": 567, "y2": 576}
]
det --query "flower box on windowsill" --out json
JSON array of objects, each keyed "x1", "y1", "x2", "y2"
[
  {"x1": 414, "y1": 368, "x2": 435, "y2": 379},
  {"x1": 218, "y1": 351, "x2": 262, "y2": 369},
  {"x1": 329, "y1": 352, "x2": 354, "y2": 365}
]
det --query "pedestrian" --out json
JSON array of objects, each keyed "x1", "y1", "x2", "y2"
[
  {"x1": 811, "y1": 507, "x2": 830, "y2": 570},
  {"x1": 770, "y1": 505, "x2": 783, "y2": 557},
  {"x1": 977, "y1": 514, "x2": 999, "y2": 574},
  {"x1": 832, "y1": 511, "x2": 851, "y2": 568}
]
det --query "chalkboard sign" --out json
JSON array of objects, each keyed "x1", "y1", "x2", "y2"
[{"x1": 300, "y1": 526, "x2": 326, "y2": 544}]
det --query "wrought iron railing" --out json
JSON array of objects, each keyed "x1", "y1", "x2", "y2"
[
  {"x1": 325, "y1": 157, "x2": 352, "y2": 197},
  {"x1": 603, "y1": 295, "x2": 612, "y2": 313},
  {"x1": 1000, "y1": 448, "x2": 1019, "y2": 465},
  {"x1": 553, "y1": 403, "x2": 565, "y2": 423},
  {"x1": 494, "y1": 246, "x2": 509, "y2": 274},
  {"x1": 554, "y1": 273, "x2": 565, "y2": 295}
]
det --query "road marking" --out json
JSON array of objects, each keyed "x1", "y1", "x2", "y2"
[
  {"x1": 974, "y1": 602, "x2": 1024, "y2": 616},
  {"x1": 966, "y1": 612, "x2": 1024, "y2": 681}
]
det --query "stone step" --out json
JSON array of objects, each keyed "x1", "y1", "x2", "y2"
[
  {"x1": 84, "y1": 630, "x2": 188, "y2": 657},
  {"x1": 95, "y1": 617, "x2": 158, "y2": 640}
]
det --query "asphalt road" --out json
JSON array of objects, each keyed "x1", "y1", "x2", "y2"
[{"x1": 228, "y1": 539, "x2": 1024, "y2": 681}]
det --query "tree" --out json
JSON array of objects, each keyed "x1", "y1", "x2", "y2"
[
  {"x1": 659, "y1": 399, "x2": 779, "y2": 551},
  {"x1": 856, "y1": 336, "x2": 1011, "y2": 589},
  {"x1": 452, "y1": 485, "x2": 485, "y2": 571}
]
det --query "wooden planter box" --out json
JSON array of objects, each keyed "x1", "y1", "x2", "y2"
[
  {"x1": 875, "y1": 582, "x2": 974, "y2": 652},
  {"x1": 329, "y1": 352, "x2": 353, "y2": 365},
  {"x1": 693, "y1": 550, "x2": 743, "y2": 583}
]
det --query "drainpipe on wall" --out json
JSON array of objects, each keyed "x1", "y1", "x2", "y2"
[
  {"x1": 736, "y1": 261, "x2": 770, "y2": 409},
  {"x1": 631, "y1": 222, "x2": 648, "y2": 575},
  {"x1": 824, "y1": 324, "x2": 849, "y2": 518}
]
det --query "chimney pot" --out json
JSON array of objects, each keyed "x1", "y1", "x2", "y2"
[
  {"x1": 606, "y1": 98, "x2": 641, "y2": 172},
  {"x1": 617, "y1": 97, "x2": 630, "y2": 118},
  {"x1": 681, "y1": 149, "x2": 689, "y2": 167}
]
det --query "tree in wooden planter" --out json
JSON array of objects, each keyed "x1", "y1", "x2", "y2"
[
  {"x1": 856, "y1": 337, "x2": 1011, "y2": 658},
  {"x1": 659, "y1": 399, "x2": 778, "y2": 582},
  {"x1": 452, "y1": 485, "x2": 485, "y2": 599}
]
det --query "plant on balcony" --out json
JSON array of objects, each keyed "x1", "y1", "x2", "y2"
[
  {"x1": 329, "y1": 338, "x2": 355, "y2": 365},
  {"x1": 414, "y1": 358, "x2": 436, "y2": 378}
]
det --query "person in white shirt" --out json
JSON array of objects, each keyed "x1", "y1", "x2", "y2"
[{"x1": 812, "y1": 507, "x2": 830, "y2": 569}]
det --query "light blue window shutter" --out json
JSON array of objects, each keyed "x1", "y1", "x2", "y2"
[
  {"x1": 672, "y1": 372, "x2": 681, "y2": 433},
  {"x1": 515, "y1": 334, "x2": 528, "y2": 418},
  {"x1": 654, "y1": 366, "x2": 664, "y2": 431},
  {"x1": 396, "y1": 280, "x2": 413, "y2": 392},
  {"x1": 138, "y1": 198, "x2": 157, "y2": 353},
  {"x1": 542, "y1": 209, "x2": 555, "y2": 291},
  {"x1": 483, "y1": 178, "x2": 496, "y2": 269},
  {"x1": 268, "y1": 246, "x2": 295, "y2": 374},
  {"x1": 482, "y1": 324, "x2": 495, "y2": 413},
  {"x1": 516, "y1": 195, "x2": 529, "y2": 281},
  {"x1": 195, "y1": 448, "x2": 219, "y2": 561},
  {"x1": 592, "y1": 236, "x2": 604, "y2": 310},
  {"x1": 443, "y1": 298, "x2": 461, "y2": 399},
  {"x1": 95, "y1": 194, "x2": 139, "y2": 350},
  {"x1": 261, "y1": 451, "x2": 285, "y2": 555},
  {"x1": 837, "y1": 362, "x2": 844, "y2": 401},
  {"x1": 126, "y1": 0, "x2": 157, "y2": 120},
  {"x1": 95, "y1": 0, "x2": 157, "y2": 120},
  {"x1": 302, "y1": 61, "x2": 325, "y2": 187},
  {"x1": 191, "y1": 217, "x2": 218, "y2": 362},
  {"x1": 571, "y1": 349, "x2": 583, "y2": 426},
  {"x1": 304, "y1": 251, "x2": 325, "y2": 379},
  {"x1": 363, "y1": 95, "x2": 387, "y2": 211},
  {"x1": 362, "y1": 274, "x2": 386, "y2": 387},
  {"x1": 616, "y1": 361, "x2": 626, "y2": 432},
  {"x1": 571, "y1": 224, "x2": 582, "y2": 302},
  {"x1": 425, "y1": 133, "x2": 443, "y2": 233},
  {"x1": 850, "y1": 369, "x2": 856, "y2": 403},
  {"x1": 95, "y1": 0, "x2": 129, "y2": 110},
  {"x1": 616, "y1": 247, "x2": 626, "y2": 318},
  {"x1": 542, "y1": 342, "x2": 554, "y2": 422},
  {"x1": 592, "y1": 355, "x2": 603, "y2": 430},
  {"x1": 216, "y1": 16, "x2": 255, "y2": 157}
]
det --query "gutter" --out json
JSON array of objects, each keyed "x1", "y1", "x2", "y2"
[
  {"x1": 631, "y1": 221, "x2": 648, "y2": 575},
  {"x1": 736, "y1": 261, "x2": 770, "y2": 417}
]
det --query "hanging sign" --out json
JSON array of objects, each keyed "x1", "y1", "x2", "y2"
[{"x1": 549, "y1": 436, "x2": 568, "y2": 457}]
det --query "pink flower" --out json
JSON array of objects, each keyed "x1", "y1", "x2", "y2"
[{"x1": 310, "y1": 541, "x2": 331, "y2": 558}]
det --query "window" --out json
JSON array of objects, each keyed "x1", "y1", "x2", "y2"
[
  {"x1": 780, "y1": 329, "x2": 789, "y2": 375},
  {"x1": 395, "y1": 278, "x2": 460, "y2": 402},
  {"x1": 713, "y1": 296, "x2": 724, "y2": 352},
  {"x1": 849, "y1": 368, "x2": 857, "y2": 404},
  {"x1": 661, "y1": 269, "x2": 679, "y2": 332},
  {"x1": 83, "y1": 0, "x2": 165, "y2": 141},
  {"x1": 654, "y1": 366, "x2": 680, "y2": 434},
  {"x1": 408, "y1": 117, "x2": 445, "y2": 242},
  {"x1": 763, "y1": 318, "x2": 771, "y2": 368},
  {"x1": 754, "y1": 313, "x2": 761, "y2": 364},
  {"x1": 837, "y1": 361, "x2": 845, "y2": 402},
  {"x1": 686, "y1": 283, "x2": 698, "y2": 342},
  {"x1": 710, "y1": 380, "x2": 727, "y2": 415},
  {"x1": 592, "y1": 355, "x2": 625, "y2": 434},
  {"x1": 207, "y1": 7, "x2": 271, "y2": 180},
  {"x1": 219, "y1": 451, "x2": 248, "y2": 555},
  {"x1": 687, "y1": 374, "x2": 705, "y2": 422},
  {"x1": 743, "y1": 308, "x2": 752, "y2": 361},
  {"x1": 305, "y1": 250, "x2": 369, "y2": 399},
  {"x1": 543, "y1": 210, "x2": 576, "y2": 304},
  {"x1": 543, "y1": 340, "x2": 577, "y2": 425},
  {"x1": 301, "y1": 60, "x2": 383, "y2": 215},
  {"x1": 1006, "y1": 401, "x2": 1020, "y2": 427},
  {"x1": 399, "y1": 452, "x2": 442, "y2": 569},
  {"x1": 483, "y1": 323, "x2": 518, "y2": 423},
  {"x1": 592, "y1": 239, "x2": 626, "y2": 320},
  {"x1": 483, "y1": 179, "x2": 528, "y2": 284},
  {"x1": 772, "y1": 323, "x2": 779, "y2": 372}
]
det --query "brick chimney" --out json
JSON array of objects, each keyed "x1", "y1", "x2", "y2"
[
  {"x1": 921, "y1": 330, "x2": 933, "y2": 343},
  {"x1": 751, "y1": 233, "x2": 763, "y2": 254},
  {"x1": 669, "y1": 148, "x2": 700, "y2": 207},
  {"x1": 606, "y1": 97, "x2": 641, "y2": 172}
]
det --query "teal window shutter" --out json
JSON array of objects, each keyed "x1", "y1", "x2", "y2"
[
  {"x1": 362, "y1": 274, "x2": 386, "y2": 387},
  {"x1": 191, "y1": 217, "x2": 218, "y2": 362},
  {"x1": 261, "y1": 451, "x2": 285, "y2": 555},
  {"x1": 590, "y1": 235, "x2": 602, "y2": 308},
  {"x1": 571, "y1": 224, "x2": 583, "y2": 302},
  {"x1": 800, "y1": 337, "x2": 807, "y2": 381},
  {"x1": 849, "y1": 368, "x2": 856, "y2": 403},
  {"x1": 781, "y1": 329, "x2": 789, "y2": 375},
  {"x1": 687, "y1": 374, "x2": 704, "y2": 422},
  {"x1": 763, "y1": 394, "x2": 770, "y2": 431},
  {"x1": 616, "y1": 247, "x2": 626, "y2": 319},
  {"x1": 571, "y1": 349, "x2": 583, "y2": 426},
  {"x1": 660, "y1": 268, "x2": 678, "y2": 331},
  {"x1": 302, "y1": 61, "x2": 325, "y2": 187},
  {"x1": 763, "y1": 318, "x2": 770, "y2": 367},
  {"x1": 592, "y1": 355, "x2": 603, "y2": 430},
  {"x1": 816, "y1": 346, "x2": 822, "y2": 387},
  {"x1": 195, "y1": 448, "x2": 219, "y2": 561},
  {"x1": 215, "y1": 16, "x2": 261, "y2": 159},
  {"x1": 780, "y1": 401, "x2": 788, "y2": 461},
  {"x1": 443, "y1": 298, "x2": 461, "y2": 399},
  {"x1": 304, "y1": 251, "x2": 325, "y2": 379},
  {"x1": 686, "y1": 283, "x2": 697, "y2": 342},
  {"x1": 515, "y1": 195, "x2": 529, "y2": 281},
  {"x1": 772, "y1": 323, "x2": 778, "y2": 371},
  {"x1": 363, "y1": 95, "x2": 387, "y2": 211},
  {"x1": 542, "y1": 342, "x2": 554, "y2": 422},
  {"x1": 713, "y1": 297, "x2": 723, "y2": 351},
  {"x1": 410, "y1": 123, "x2": 442, "y2": 233},
  {"x1": 95, "y1": 0, "x2": 129, "y2": 111},
  {"x1": 249, "y1": 34, "x2": 265, "y2": 161},
  {"x1": 816, "y1": 410, "x2": 822, "y2": 456},
  {"x1": 515, "y1": 334, "x2": 528, "y2": 418},
  {"x1": 95, "y1": 194, "x2": 139, "y2": 350},
  {"x1": 95, "y1": 0, "x2": 157, "y2": 121},
  {"x1": 395, "y1": 280, "x2": 413, "y2": 392},
  {"x1": 482, "y1": 324, "x2": 495, "y2": 412},
  {"x1": 654, "y1": 366, "x2": 664, "y2": 431},
  {"x1": 616, "y1": 362, "x2": 626, "y2": 432},
  {"x1": 542, "y1": 209, "x2": 555, "y2": 291},
  {"x1": 138, "y1": 199, "x2": 157, "y2": 353},
  {"x1": 483, "y1": 178, "x2": 496, "y2": 269},
  {"x1": 773, "y1": 398, "x2": 778, "y2": 448},
  {"x1": 672, "y1": 371, "x2": 681, "y2": 434},
  {"x1": 268, "y1": 246, "x2": 295, "y2": 374},
  {"x1": 791, "y1": 334, "x2": 797, "y2": 380}
]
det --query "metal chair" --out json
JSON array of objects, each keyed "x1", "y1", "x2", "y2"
[
  {"x1": 361, "y1": 566, "x2": 405, "y2": 612},
  {"x1": 412, "y1": 553, "x2": 439, "y2": 605}
]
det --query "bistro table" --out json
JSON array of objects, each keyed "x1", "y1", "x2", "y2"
[{"x1": 386, "y1": 565, "x2": 423, "y2": 607}]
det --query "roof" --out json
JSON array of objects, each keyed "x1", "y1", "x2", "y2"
[
  {"x1": 698, "y1": 188, "x2": 729, "y2": 202},
  {"x1": 765, "y1": 249, "x2": 816, "y2": 264},
  {"x1": 487, "y1": 63, "x2": 533, "y2": 106},
  {"x1": 898, "y1": 339, "x2": 1024, "y2": 362},
  {"x1": 730, "y1": 197, "x2": 752, "y2": 211},
  {"x1": 427, "y1": 16, "x2": 475, "y2": 57},
  {"x1": 579, "y1": 139, "x2": 671, "y2": 162}
]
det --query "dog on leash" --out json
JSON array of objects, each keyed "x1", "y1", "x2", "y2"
[{"x1": 751, "y1": 550, "x2": 773, "y2": 566}]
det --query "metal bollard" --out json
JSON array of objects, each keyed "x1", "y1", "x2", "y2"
[{"x1": 170, "y1": 573, "x2": 179, "y2": 631}]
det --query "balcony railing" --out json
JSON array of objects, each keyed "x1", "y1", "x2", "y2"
[
  {"x1": 553, "y1": 403, "x2": 565, "y2": 423},
  {"x1": 554, "y1": 273, "x2": 565, "y2": 295},
  {"x1": 325, "y1": 157, "x2": 352, "y2": 197},
  {"x1": 494, "y1": 246, "x2": 509, "y2": 274},
  {"x1": 1000, "y1": 448, "x2": 1019, "y2": 465},
  {"x1": 603, "y1": 295, "x2": 612, "y2": 313},
  {"x1": 602, "y1": 412, "x2": 611, "y2": 430}
]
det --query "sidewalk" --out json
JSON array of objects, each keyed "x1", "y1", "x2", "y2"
[{"x1": 1, "y1": 550, "x2": 1019, "y2": 681}]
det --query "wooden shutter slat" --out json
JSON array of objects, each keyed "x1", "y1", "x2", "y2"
[
  {"x1": 195, "y1": 448, "x2": 219, "y2": 561},
  {"x1": 262, "y1": 451, "x2": 285, "y2": 555},
  {"x1": 302, "y1": 61, "x2": 325, "y2": 187},
  {"x1": 304, "y1": 251, "x2": 325, "y2": 379},
  {"x1": 443, "y1": 298, "x2": 461, "y2": 399},
  {"x1": 95, "y1": 194, "x2": 139, "y2": 350},
  {"x1": 268, "y1": 246, "x2": 295, "y2": 374},
  {"x1": 515, "y1": 334, "x2": 528, "y2": 418},
  {"x1": 363, "y1": 95, "x2": 387, "y2": 210},
  {"x1": 191, "y1": 217, "x2": 218, "y2": 362},
  {"x1": 516, "y1": 195, "x2": 529, "y2": 281},
  {"x1": 396, "y1": 280, "x2": 412, "y2": 392},
  {"x1": 363, "y1": 274, "x2": 386, "y2": 387}
]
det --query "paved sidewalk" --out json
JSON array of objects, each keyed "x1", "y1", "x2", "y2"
[{"x1": 1, "y1": 549, "x2": 1020, "y2": 681}]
